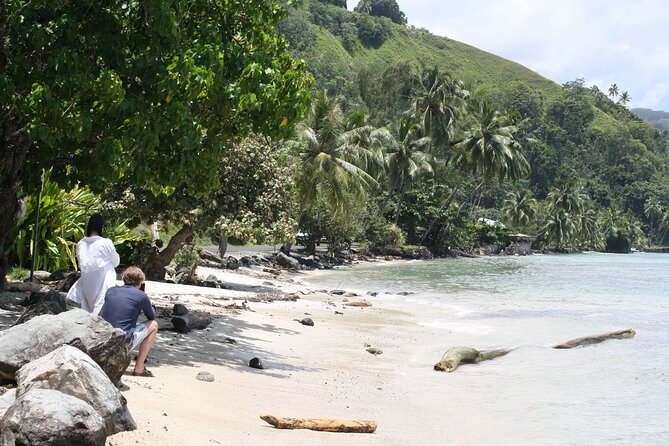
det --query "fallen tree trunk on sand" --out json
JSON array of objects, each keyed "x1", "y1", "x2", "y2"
[
  {"x1": 434, "y1": 347, "x2": 512, "y2": 372},
  {"x1": 260, "y1": 415, "x2": 377, "y2": 433},
  {"x1": 553, "y1": 329, "x2": 636, "y2": 349},
  {"x1": 171, "y1": 312, "x2": 212, "y2": 333}
]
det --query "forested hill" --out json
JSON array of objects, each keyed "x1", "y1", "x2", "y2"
[
  {"x1": 279, "y1": 0, "x2": 669, "y2": 243},
  {"x1": 280, "y1": 0, "x2": 561, "y2": 106},
  {"x1": 632, "y1": 108, "x2": 669, "y2": 132}
]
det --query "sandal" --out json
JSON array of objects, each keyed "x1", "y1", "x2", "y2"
[{"x1": 132, "y1": 368, "x2": 154, "y2": 377}]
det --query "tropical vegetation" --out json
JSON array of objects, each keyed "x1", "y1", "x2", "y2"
[{"x1": 3, "y1": 0, "x2": 669, "y2": 284}]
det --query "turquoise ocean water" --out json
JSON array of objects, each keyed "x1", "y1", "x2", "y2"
[{"x1": 305, "y1": 253, "x2": 669, "y2": 445}]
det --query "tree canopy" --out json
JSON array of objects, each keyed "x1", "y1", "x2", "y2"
[{"x1": 0, "y1": 0, "x2": 312, "y2": 285}]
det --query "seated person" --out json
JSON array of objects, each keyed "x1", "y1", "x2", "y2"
[{"x1": 100, "y1": 266, "x2": 158, "y2": 377}]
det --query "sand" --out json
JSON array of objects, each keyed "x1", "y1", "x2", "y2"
[{"x1": 1, "y1": 262, "x2": 475, "y2": 446}]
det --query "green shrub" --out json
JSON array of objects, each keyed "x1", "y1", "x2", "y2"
[{"x1": 8, "y1": 169, "x2": 139, "y2": 272}]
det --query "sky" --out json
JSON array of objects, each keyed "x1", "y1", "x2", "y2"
[{"x1": 348, "y1": 0, "x2": 669, "y2": 111}]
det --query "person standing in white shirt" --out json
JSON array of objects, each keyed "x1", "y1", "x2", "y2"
[{"x1": 66, "y1": 214, "x2": 120, "y2": 315}]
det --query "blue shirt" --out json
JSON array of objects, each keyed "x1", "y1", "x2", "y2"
[{"x1": 100, "y1": 285, "x2": 156, "y2": 340}]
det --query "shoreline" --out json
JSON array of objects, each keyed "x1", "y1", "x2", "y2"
[
  {"x1": 3, "y1": 253, "x2": 662, "y2": 445},
  {"x1": 103, "y1": 262, "x2": 431, "y2": 445}
]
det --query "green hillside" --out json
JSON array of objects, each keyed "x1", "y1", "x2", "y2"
[
  {"x1": 280, "y1": 2, "x2": 561, "y2": 105},
  {"x1": 278, "y1": 0, "x2": 669, "y2": 250}
]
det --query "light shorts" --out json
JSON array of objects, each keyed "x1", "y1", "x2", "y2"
[{"x1": 129, "y1": 323, "x2": 150, "y2": 350}]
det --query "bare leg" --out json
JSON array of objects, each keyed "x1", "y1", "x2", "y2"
[{"x1": 133, "y1": 320, "x2": 158, "y2": 375}]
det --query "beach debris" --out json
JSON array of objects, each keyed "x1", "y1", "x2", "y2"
[
  {"x1": 16, "y1": 345, "x2": 136, "y2": 436},
  {"x1": 0, "y1": 389, "x2": 107, "y2": 445},
  {"x1": 260, "y1": 415, "x2": 377, "y2": 433},
  {"x1": 172, "y1": 303, "x2": 189, "y2": 316},
  {"x1": 366, "y1": 347, "x2": 383, "y2": 355},
  {"x1": 344, "y1": 300, "x2": 372, "y2": 308},
  {"x1": 295, "y1": 318, "x2": 314, "y2": 326},
  {"x1": 335, "y1": 311, "x2": 344, "y2": 315},
  {"x1": 210, "y1": 335, "x2": 237, "y2": 345},
  {"x1": 171, "y1": 311, "x2": 213, "y2": 333},
  {"x1": 196, "y1": 371, "x2": 215, "y2": 382},
  {"x1": 0, "y1": 309, "x2": 130, "y2": 385},
  {"x1": 249, "y1": 358, "x2": 264, "y2": 369},
  {"x1": 553, "y1": 329, "x2": 636, "y2": 349},
  {"x1": 434, "y1": 347, "x2": 512, "y2": 373}
]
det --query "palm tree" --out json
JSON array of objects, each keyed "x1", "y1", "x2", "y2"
[
  {"x1": 420, "y1": 99, "x2": 529, "y2": 245},
  {"x1": 502, "y1": 189, "x2": 537, "y2": 227},
  {"x1": 543, "y1": 208, "x2": 576, "y2": 251},
  {"x1": 410, "y1": 67, "x2": 466, "y2": 151},
  {"x1": 452, "y1": 98, "x2": 530, "y2": 182},
  {"x1": 644, "y1": 197, "x2": 664, "y2": 243},
  {"x1": 659, "y1": 212, "x2": 669, "y2": 245},
  {"x1": 618, "y1": 91, "x2": 631, "y2": 106},
  {"x1": 546, "y1": 182, "x2": 587, "y2": 214},
  {"x1": 608, "y1": 83, "x2": 619, "y2": 99},
  {"x1": 284, "y1": 90, "x2": 383, "y2": 253},
  {"x1": 380, "y1": 119, "x2": 434, "y2": 224},
  {"x1": 576, "y1": 207, "x2": 599, "y2": 247}
]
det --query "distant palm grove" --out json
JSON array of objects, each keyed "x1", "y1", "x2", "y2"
[{"x1": 3, "y1": 0, "x2": 669, "y2": 285}]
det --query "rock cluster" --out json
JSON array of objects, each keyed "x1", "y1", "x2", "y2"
[{"x1": 0, "y1": 329, "x2": 136, "y2": 445}]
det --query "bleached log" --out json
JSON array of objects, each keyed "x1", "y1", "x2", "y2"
[
  {"x1": 260, "y1": 415, "x2": 377, "y2": 433},
  {"x1": 553, "y1": 329, "x2": 635, "y2": 349},
  {"x1": 434, "y1": 347, "x2": 511, "y2": 372}
]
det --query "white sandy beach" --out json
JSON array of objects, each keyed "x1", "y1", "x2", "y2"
[{"x1": 99, "y1": 263, "x2": 483, "y2": 446}]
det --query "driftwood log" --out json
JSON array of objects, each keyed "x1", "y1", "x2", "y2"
[
  {"x1": 260, "y1": 415, "x2": 377, "y2": 433},
  {"x1": 171, "y1": 312, "x2": 212, "y2": 333},
  {"x1": 553, "y1": 329, "x2": 636, "y2": 349},
  {"x1": 434, "y1": 347, "x2": 512, "y2": 372}
]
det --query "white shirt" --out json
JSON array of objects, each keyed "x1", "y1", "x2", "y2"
[{"x1": 66, "y1": 236, "x2": 120, "y2": 315}]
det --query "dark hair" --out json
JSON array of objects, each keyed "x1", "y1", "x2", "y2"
[{"x1": 86, "y1": 214, "x2": 106, "y2": 237}]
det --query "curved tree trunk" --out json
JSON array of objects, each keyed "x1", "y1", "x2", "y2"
[{"x1": 144, "y1": 224, "x2": 194, "y2": 281}]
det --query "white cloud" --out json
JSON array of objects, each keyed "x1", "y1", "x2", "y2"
[{"x1": 349, "y1": 0, "x2": 669, "y2": 111}]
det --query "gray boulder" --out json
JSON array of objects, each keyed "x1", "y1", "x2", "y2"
[
  {"x1": 0, "y1": 389, "x2": 106, "y2": 446},
  {"x1": 14, "y1": 289, "x2": 67, "y2": 325},
  {"x1": 0, "y1": 388, "x2": 16, "y2": 419},
  {"x1": 16, "y1": 345, "x2": 136, "y2": 436},
  {"x1": 276, "y1": 252, "x2": 300, "y2": 270},
  {"x1": 0, "y1": 309, "x2": 130, "y2": 384}
]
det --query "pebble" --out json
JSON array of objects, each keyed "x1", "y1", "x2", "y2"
[
  {"x1": 249, "y1": 357, "x2": 264, "y2": 369},
  {"x1": 196, "y1": 371, "x2": 215, "y2": 382}
]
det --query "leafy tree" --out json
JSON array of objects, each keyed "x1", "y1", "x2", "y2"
[
  {"x1": 109, "y1": 137, "x2": 298, "y2": 280},
  {"x1": 0, "y1": 0, "x2": 311, "y2": 285},
  {"x1": 354, "y1": 0, "x2": 407, "y2": 25}
]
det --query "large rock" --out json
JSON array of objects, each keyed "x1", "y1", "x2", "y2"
[
  {"x1": 0, "y1": 388, "x2": 16, "y2": 419},
  {"x1": 16, "y1": 345, "x2": 136, "y2": 436},
  {"x1": 14, "y1": 289, "x2": 67, "y2": 325},
  {"x1": 0, "y1": 309, "x2": 130, "y2": 384},
  {"x1": 0, "y1": 389, "x2": 106, "y2": 446},
  {"x1": 276, "y1": 252, "x2": 300, "y2": 270}
]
